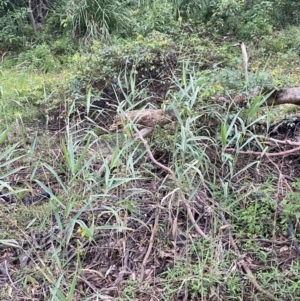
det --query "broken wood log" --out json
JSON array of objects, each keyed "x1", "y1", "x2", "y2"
[
  {"x1": 265, "y1": 87, "x2": 300, "y2": 106},
  {"x1": 226, "y1": 87, "x2": 300, "y2": 108}
]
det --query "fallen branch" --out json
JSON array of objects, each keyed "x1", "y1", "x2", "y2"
[
  {"x1": 132, "y1": 124, "x2": 175, "y2": 177},
  {"x1": 226, "y1": 145, "x2": 300, "y2": 157},
  {"x1": 256, "y1": 135, "x2": 300, "y2": 146},
  {"x1": 181, "y1": 197, "x2": 209, "y2": 239},
  {"x1": 224, "y1": 87, "x2": 300, "y2": 107},
  {"x1": 140, "y1": 210, "x2": 160, "y2": 281},
  {"x1": 266, "y1": 88, "x2": 300, "y2": 106}
]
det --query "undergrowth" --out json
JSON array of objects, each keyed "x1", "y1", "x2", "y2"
[{"x1": 1, "y1": 26, "x2": 300, "y2": 301}]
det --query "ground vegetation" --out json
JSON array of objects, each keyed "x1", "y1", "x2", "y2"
[{"x1": 1, "y1": 1, "x2": 300, "y2": 300}]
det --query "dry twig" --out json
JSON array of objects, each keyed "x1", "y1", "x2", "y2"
[
  {"x1": 256, "y1": 135, "x2": 300, "y2": 146},
  {"x1": 132, "y1": 124, "x2": 175, "y2": 177},
  {"x1": 140, "y1": 210, "x2": 160, "y2": 281},
  {"x1": 226, "y1": 145, "x2": 300, "y2": 157},
  {"x1": 0, "y1": 260, "x2": 19, "y2": 292}
]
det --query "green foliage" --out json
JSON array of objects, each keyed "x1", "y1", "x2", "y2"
[
  {"x1": 272, "y1": 0, "x2": 300, "y2": 27},
  {"x1": 0, "y1": 0, "x2": 300, "y2": 56},
  {"x1": 232, "y1": 1, "x2": 274, "y2": 40},
  {"x1": 57, "y1": 0, "x2": 133, "y2": 40},
  {"x1": 130, "y1": 0, "x2": 179, "y2": 36},
  {"x1": 17, "y1": 44, "x2": 56, "y2": 72},
  {"x1": 172, "y1": 0, "x2": 300, "y2": 40},
  {"x1": 70, "y1": 31, "x2": 173, "y2": 103},
  {"x1": 259, "y1": 26, "x2": 300, "y2": 55},
  {"x1": 171, "y1": 0, "x2": 214, "y2": 21},
  {"x1": 202, "y1": 0, "x2": 274, "y2": 40},
  {"x1": 162, "y1": 240, "x2": 221, "y2": 299},
  {"x1": 282, "y1": 180, "x2": 300, "y2": 223},
  {"x1": 0, "y1": 8, "x2": 32, "y2": 51},
  {"x1": 2, "y1": 6, "x2": 300, "y2": 300},
  {"x1": 238, "y1": 193, "x2": 275, "y2": 237},
  {"x1": 50, "y1": 37, "x2": 76, "y2": 57}
]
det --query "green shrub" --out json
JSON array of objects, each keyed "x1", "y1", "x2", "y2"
[
  {"x1": 173, "y1": 0, "x2": 300, "y2": 40},
  {"x1": 0, "y1": 8, "x2": 32, "y2": 51},
  {"x1": 129, "y1": 0, "x2": 179, "y2": 36},
  {"x1": 282, "y1": 180, "x2": 300, "y2": 224},
  {"x1": 259, "y1": 26, "x2": 300, "y2": 54},
  {"x1": 17, "y1": 44, "x2": 56, "y2": 72},
  {"x1": 56, "y1": 0, "x2": 134, "y2": 40},
  {"x1": 70, "y1": 31, "x2": 174, "y2": 104},
  {"x1": 49, "y1": 37, "x2": 77, "y2": 60}
]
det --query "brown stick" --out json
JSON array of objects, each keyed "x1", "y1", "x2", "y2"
[
  {"x1": 226, "y1": 145, "x2": 300, "y2": 157},
  {"x1": 140, "y1": 210, "x2": 160, "y2": 281},
  {"x1": 256, "y1": 135, "x2": 300, "y2": 146},
  {"x1": 181, "y1": 197, "x2": 208, "y2": 239},
  {"x1": 132, "y1": 124, "x2": 176, "y2": 177}
]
